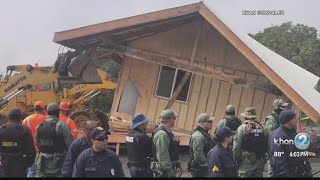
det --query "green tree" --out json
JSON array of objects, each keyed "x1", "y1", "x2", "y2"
[{"x1": 249, "y1": 22, "x2": 320, "y2": 77}]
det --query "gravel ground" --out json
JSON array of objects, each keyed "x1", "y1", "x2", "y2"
[{"x1": 112, "y1": 145, "x2": 320, "y2": 178}]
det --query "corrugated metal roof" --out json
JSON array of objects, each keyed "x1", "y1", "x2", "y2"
[{"x1": 205, "y1": 3, "x2": 320, "y2": 114}]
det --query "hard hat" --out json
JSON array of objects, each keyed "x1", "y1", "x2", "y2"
[
  {"x1": 34, "y1": 101, "x2": 45, "y2": 110},
  {"x1": 59, "y1": 102, "x2": 70, "y2": 111}
]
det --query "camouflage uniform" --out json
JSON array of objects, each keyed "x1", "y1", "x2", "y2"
[
  {"x1": 233, "y1": 107, "x2": 267, "y2": 178},
  {"x1": 189, "y1": 113, "x2": 215, "y2": 177}
]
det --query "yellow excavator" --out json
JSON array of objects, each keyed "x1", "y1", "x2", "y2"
[{"x1": 0, "y1": 47, "x2": 117, "y2": 130}]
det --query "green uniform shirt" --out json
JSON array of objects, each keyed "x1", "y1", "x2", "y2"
[
  {"x1": 190, "y1": 131, "x2": 209, "y2": 167},
  {"x1": 263, "y1": 111, "x2": 279, "y2": 137},
  {"x1": 153, "y1": 125, "x2": 179, "y2": 172},
  {"x1": 35, "y1": 115, "x2": 75, "y2": 177}
]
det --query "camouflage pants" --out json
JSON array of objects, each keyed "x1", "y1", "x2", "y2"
[{"x1": 238, "y1": 156, "x2": 264, "y2": 177}]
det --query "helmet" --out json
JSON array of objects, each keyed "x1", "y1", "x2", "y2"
[{"x1": 59, "y1": 102, "x2": 70, "y2": 111}]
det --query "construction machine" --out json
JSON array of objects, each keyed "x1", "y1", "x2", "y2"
[{"x1": 0, "y1": 47, "x2": 117, "y2": 130}]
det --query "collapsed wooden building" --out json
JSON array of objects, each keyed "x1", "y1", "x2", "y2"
[{"x1": 52, "y1": 2, "x2": 320, "y2": 152}]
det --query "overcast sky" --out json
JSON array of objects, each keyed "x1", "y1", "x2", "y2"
[{"x1": 0, "y1": 0, "x2": 319, "y2": 74}]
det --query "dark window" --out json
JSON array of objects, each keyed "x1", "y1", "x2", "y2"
[{"x1": 156, "y1": 65, "x2": 192, "y2": 102}]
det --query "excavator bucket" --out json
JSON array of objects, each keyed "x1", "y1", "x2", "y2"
[{"x1": 68, "y1": 48, "x2": 101, "y2": 83}]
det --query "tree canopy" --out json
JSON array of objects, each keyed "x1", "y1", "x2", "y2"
[{"x1": 249, "y1": 22, "x2": 320, "y2": 77}]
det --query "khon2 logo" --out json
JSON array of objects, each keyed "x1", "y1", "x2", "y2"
[{"x1": 294, "y1": 133, "x2": 310, "y2": 150}]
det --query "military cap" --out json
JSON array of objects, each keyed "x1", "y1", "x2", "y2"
[
  {"x1": 47, "y1": 102, "x2": 59, "y2": 112},
  {"x1": 273, "y1": 99, "x2": 289, "y2": 107},
  {"x1": 160, "y1": 109, "x2": 177, "y2": 120},
  {"x1": 197, "y1": 113, "x2": 214, "y2": 123},
  {"x1": 279, "y1": 110, "x2": 296, "y2": 124},
  {"x1": 8, "y1": 107, "x2": 22, "y2": 121},
  {"x1": 240, "y1": 107, "x2": 257, "y2": 118},
  {"x1": 226, "y1": 105, "x2": 235, "y2": 113}
]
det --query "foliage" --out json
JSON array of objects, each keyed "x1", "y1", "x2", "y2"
[
  {"x1": 87, "y1": 59, "x2": 121, "y2": 113},
  {"x1": 249, "y1": 22, "x2": 320, "y2": 77}
]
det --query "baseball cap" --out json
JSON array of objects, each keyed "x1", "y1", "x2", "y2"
[
  {"x1": 240, "y1": 107, "x2": 257, "y2": 118},
  {"x1": 160, "y1": 109, "x2": 178, "y2": 120},
  {"x1": 131, "y1": 113, "x2": 149, "y2": 129},
  {"x1": 34, "y1": 101, "x2": 45, "y2": 110},
  {"x1": 225, "y1": 105, "x2": 235, "y2": 113},
  {"x1": 47, "y1": 102, "x2": 59, "y2": 112},
  {"x1": 216, "y1": 126, "x2": 236, "y2": 139},
  {"x1": 197, "y1": 113, "x2": 214, "y2": 123},
  {"x1": 273, "y1": 99, "x2": 289, "y2": 107},
  {"x1": 279, "y1": 110, "x2": 296, "y2": 124},
  {"x1": 90, "y1": 127, "x2": 111, "y2": 141}
]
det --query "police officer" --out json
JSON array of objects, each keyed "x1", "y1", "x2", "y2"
[
  {"x1": 269, "y1": 110, "x2": 312, "y2": 177},
  {"x1": 35, "y1": 102, "x2": 75, "y2": 177},
  {"x1": 22, "y1": 101, "x2": 47, "y2": 178},
  {"x1": 59, "y1": 102, "x2": 78, "y2": 138},
  {"x1": 262, "y1": 99, "x2": 289, "y2": 137},
  {"x1": 0, "y1": 107, "x2": 36, "y2": 177},
  {"x1": 189, "y1": 113, "x2": 214, "y2": 177},
  {"x1": 61, "y1": 120, "x2": 98, "y2": 177},
  {"x1": 233, "y1": 107, "x2": 268, "y2": 177},
  {"x1": 152, "y1": 109, "x2": 182, "y2": 177},
  {"x1": 216, "y1": 105, "x2": 242, "y2": 131},
  {"x1": 208, "y1": 126, "x2": 237, "y2": 177},
  {"x1": 126, "y1": 113, "x2": 153, "y2": 177},
  {"x1": 72, "y1": 127, "x2": 125, "y2": 177}
]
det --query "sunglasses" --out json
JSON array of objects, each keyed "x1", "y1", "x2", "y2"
[{"x1": 203, "y1": 120, "x2": 212, "y2": 123}]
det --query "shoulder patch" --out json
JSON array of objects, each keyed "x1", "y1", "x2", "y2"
[{"x1": 212, "y1": 166, "x2": 219, "y2": 172}]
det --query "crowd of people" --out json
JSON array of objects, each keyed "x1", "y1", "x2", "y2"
[{"x1": 0, "y1": 99, "x2": 313, "y2": 177}]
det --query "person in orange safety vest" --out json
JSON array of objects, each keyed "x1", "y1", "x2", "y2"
[
  {"x1": 59, "y1": 102, "x2": 78, "y2": 138},
  {"x1": 22, "y1": 101, "x2": 47, "y2": 177}
]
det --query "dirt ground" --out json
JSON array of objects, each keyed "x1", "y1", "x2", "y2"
[{"x1": 112, "y1": 145, "x2": 320, "y2": 178}]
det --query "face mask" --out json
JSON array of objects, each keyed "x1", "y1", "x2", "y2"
[{"x1": 274, "y1": 108, "x2": 283, "y2": 115}]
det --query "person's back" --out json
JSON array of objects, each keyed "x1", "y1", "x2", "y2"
[
  {"x1": 0, "y1": 107, "x2": 36, "y2": 177},
  {"x1": 35, "y1": 102, "x2": 74, "y2": 177},
  {"x1": 59, "y1": 102, "x2": 78, "y2": 138},
  {"x1": 216, "y1": 105, "x2": 241, "y2": 131}
]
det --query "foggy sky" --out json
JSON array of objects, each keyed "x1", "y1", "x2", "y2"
[{"x1": 0, "y1": 0, "x2": 319, "y2": 74}]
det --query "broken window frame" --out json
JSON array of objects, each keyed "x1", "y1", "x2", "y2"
[{"x1": 155, "y1": 65, "x2": 192, "y2": 103}]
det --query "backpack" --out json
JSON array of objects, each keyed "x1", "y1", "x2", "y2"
[
  {"x1": 241, "y1": 120, "x2": 268, "y2": 156},
  {"x1": 224, "y1": 116, "x2": 242, "y2": 131}
]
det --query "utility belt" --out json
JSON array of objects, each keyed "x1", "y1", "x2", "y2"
[
  {"x1": 36, "y1": 152, "x2": 64, "y2": 172},
  {"x1": 187, "y1": 160, "x2": 207, "y2": 172},
  {"x1": 240, "y1": 151, "x2": 264, "y2": 161},
  {"x1": 151, "y1": 161, "x2": 180, "y2": 176},
  {"x1": 127, "y1": 161, "x2": 150, "y2": 168}
]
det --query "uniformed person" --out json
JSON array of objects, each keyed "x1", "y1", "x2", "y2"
[
  {"x1": 0, "y1": 107, "x2": 36, "y2": 177},
  {"x1": 269, "y1": 110, "x2": 312, "y2": 177},
  {"x1": 208, "y1": 126, "x2": 237, "y2": 177},
  {"x1": 233, "y1": 107, "x2": 268, "y2": 177},
  {"x1": 262, "y1": 99, "x2": 289, "y2": 176},
  {"x1": 216, "y1": 105, "x2": 242, "y2": 131},
  {"x1": 22, "y1": 101, "x2": 47, "y2": 177},
  {"x1": 72, "y1": 127, "x2": 125, "y2": 177},
  {"x1": 59, "y1": 102, "x2": 78, "y2": 138},
  {"x1": 61, "y1": 120, "x2": 98, "y2": 177},
  {"x1": 35, "y1": 102, "x2": 75, "y2": 177},
  {"x1": 152, "y1": 109, "x2": 182, "y2": 178},
  {"x1": 126, "y1": 113, "x2": 153, "y2": 177},
  {"x1": 262, "y1": 99, "x2": 289, "y2": 137},
  {"x1": 188, "y1": 113, "x2": 214, "y2": 177}
]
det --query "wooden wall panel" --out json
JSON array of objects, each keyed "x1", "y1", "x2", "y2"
[
  {"x1": 171, "y1": 102, "x2": 181, "y2": 128},
  {"x1": 205, "y1": 66, "x2": 220, "y2": 116},
  {"x1": 252, "y1": 75, "x2": 268, "y2": 121},
  {"x1": 262, "y1": 79, "x2": 279, "y2": 120},
  {"x1": 178, "y1": 103, "x2": 189, "y2": 129},
  {"x1": 228, "y1": 71, "x2": 245, "y2": 117},
  {"x1": 237, "y1": 73, "x2": 257, "y2": 121},
  {"x1": 184, "y1": 74, "x2": 203, "y2": 131},
  {"x1": 111, "y1": 57, "x2": 132, "y2": 115}
]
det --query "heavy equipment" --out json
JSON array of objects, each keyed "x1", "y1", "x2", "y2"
[{"x1": 0, "y1": 47, "x2": 117, "y2": 130}]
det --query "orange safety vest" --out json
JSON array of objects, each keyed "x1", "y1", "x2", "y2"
[
  {"x1": 22, "y1": 113, "x2": 47, "y2": 152},
  {"x1": 59, "y1": 114, "x2": 78, "y2": 138}
]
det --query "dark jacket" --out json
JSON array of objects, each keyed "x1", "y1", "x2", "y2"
[
  {"x1": 72, "y1": 147, "x2": 125, "y2": 177},
  {"x1": 207, "y1": 143, "x2": 237, "y2": 177},
  {"x1": 61, "y1": 136, "x2": 91, "y2": 177},
  {"x1": 0, "y1": 122, "x2": 36, "y2": 177},
  {"x1": 269, "y1": 125, "x2": 312, "y2": 177},
  {"x1": 126, "y1": 128, "x2": 152, "y2": 164}
]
